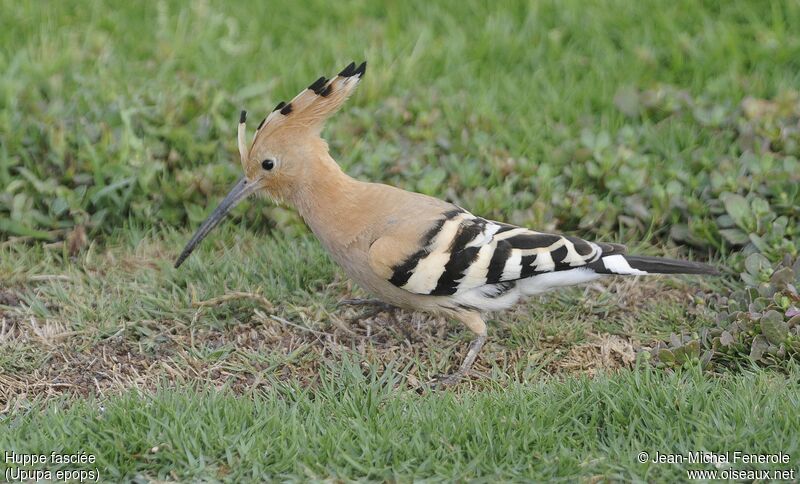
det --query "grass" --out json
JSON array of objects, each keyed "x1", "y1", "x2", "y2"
[
  {"x1": 1, "y1": 0, "x2": 800, "y2": 481},
  {"x1": 0, "y1": 227, "x2": 713, "y2": 396},
  {"x1": 3, "y1": 364, "x2": 799, "y2": 481},
  {"x1": 2, "y1": 0, "x2": 798, "y2": 253}
]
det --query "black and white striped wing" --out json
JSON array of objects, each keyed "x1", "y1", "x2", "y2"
[{"x1": 384, "y1": 209, "x2": 627, "y2": 297}]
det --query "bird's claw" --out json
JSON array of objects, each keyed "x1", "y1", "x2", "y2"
[
  {"x1": 429, "y1": 372, "x2": 465, "y2": 389},
  {"x1": 428, "y1": 333, "x2": 486, "y2": 389},
  {"x1": 337, "y1": 298, "x2": 398, "y2": 323}
]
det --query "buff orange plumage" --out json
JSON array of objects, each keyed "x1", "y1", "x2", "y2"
[{"x1": 175, "y1": 62, "x2": 718, "y2": 385}]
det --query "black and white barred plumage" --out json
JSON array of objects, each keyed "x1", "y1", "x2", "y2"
[
  {"x1": 386, "y1": 208, "x2": 716, "y2": 312},
  {"x1": 174, "y1": 60, "x2": 722, "y2": 384}
]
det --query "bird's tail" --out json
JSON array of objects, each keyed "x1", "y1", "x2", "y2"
[{"x1": 593, "y1": 254, "x2": 720, "y2": 276}]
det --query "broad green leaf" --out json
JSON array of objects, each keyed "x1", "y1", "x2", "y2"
[
  {"x1": 719, "y1": 228, "x2": 749, "y2": 245},
  {"x1": 0, "y1": 219, "x2": 55, "y2": 240},
  {"x1": 720, "y1": 192, "x2": 752, "y2": 230},
  {"x1": 761, "y1": 310, "x2": 788, "y2": 345},
  {"x1": 719, "y1": 331, "x2": 734, "y2": 346},
  {"x1": 744, "y1": 253, "x2": 770, "y2": 277},
  {"x1": 749, "y1": 335, "x2": 769, "y2": 361}
]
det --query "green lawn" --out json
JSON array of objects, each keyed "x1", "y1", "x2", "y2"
[
  {"x1": 1, "y1": 0, "x2": 799, "y2": 481},
  {"x1": 2, "y1": 365, "x2": 799, "y2": 481}
]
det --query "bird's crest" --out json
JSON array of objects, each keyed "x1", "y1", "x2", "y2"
[{"x1": 237, "y1": 61, "x2": 366, "y2": 164}]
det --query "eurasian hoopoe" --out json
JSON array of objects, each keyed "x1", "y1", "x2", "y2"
[{"x1": 175, "y1": 61, "x2": 719, "y2": 385}]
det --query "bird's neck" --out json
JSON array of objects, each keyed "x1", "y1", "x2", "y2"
[{"x1": 288, "y1": 153, "x2": 369, "y2": 247}]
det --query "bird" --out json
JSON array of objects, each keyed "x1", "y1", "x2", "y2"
[{"x1": 174, "y1": 61, "x2": 719, "y2": 386}]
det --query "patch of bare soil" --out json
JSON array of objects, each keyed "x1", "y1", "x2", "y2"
[
  {"x1": 0, "y1": 289, "x2": 21, "y2": 307},
  {"x1": 551, "y1": 333, "x2": 637, "y2": 376}
]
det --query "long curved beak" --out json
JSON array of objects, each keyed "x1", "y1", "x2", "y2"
[{"x1": 174, "y1": 177, "x2": 259, "y2": 268}]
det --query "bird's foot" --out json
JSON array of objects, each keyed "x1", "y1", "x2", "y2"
[
  {"x1": 429, "y1": 333, "x2": 487, "y2": 389},
  {"x1": 337, "y1": 298, "x2": 398, "y2": 323},
  {"x1": 430, "y1": 371, "x2": 466, "y2": 388}
]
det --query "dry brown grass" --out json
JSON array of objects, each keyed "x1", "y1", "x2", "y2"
[{"x1": 0, "y1": 261, "x2": 709, "y2": 413}]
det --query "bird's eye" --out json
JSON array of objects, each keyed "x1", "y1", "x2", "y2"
[{"x1": 261, "y1": 159, "x2": 275, "y2": 171}]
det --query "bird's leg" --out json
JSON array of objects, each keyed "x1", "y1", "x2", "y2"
[
  {"x1": 433, "y1": 313, "x2": 487, "y2": 387},
  {"x1": 435, "y1": 334, "x2": 487, "y2": 386},
  {"x1": 338, "y1": 298, "x2": 398, "y2": 322}
]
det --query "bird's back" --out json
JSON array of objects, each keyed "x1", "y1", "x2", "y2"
[{"x1": 356, "y1": 195, "x2": 717, "y2": 314}]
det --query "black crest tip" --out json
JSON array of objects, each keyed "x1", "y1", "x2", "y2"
[
  {"x1": 308, "y1": 76, "x2": 327, "y2": 94},
  {"x1": 239, "y1": 110, "x2": 247, "y2": 123},
  {"x1": 338, "y1": 62, "x2": 356, "y2": 77},
  {"x1": 354, "y1": 61, "x2": 367, "y2": 77},
  {"x1": 279, "y1": 103, "x2": 293, "y2": 115},
  {"x1": 320, "y1": 84, "x2": 333, "y2": 97},
  {"x1": 273, "y1": 101, "x2": 286, "y2": 112}
]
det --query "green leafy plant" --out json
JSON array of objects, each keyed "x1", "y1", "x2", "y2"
[
  {"x1": 717, "y1": 191, "x2": 797, "y2": 262},
  {"x1": 652, "y1": 254, "x2": 800, "y2": 370},
  {"x1": 650, "y1": 332, "x2": 713, "y2": 370}
]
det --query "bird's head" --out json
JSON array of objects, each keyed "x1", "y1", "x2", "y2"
[{"x1": 174, "y1": 61, "x2": 366, "y2": 268}]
